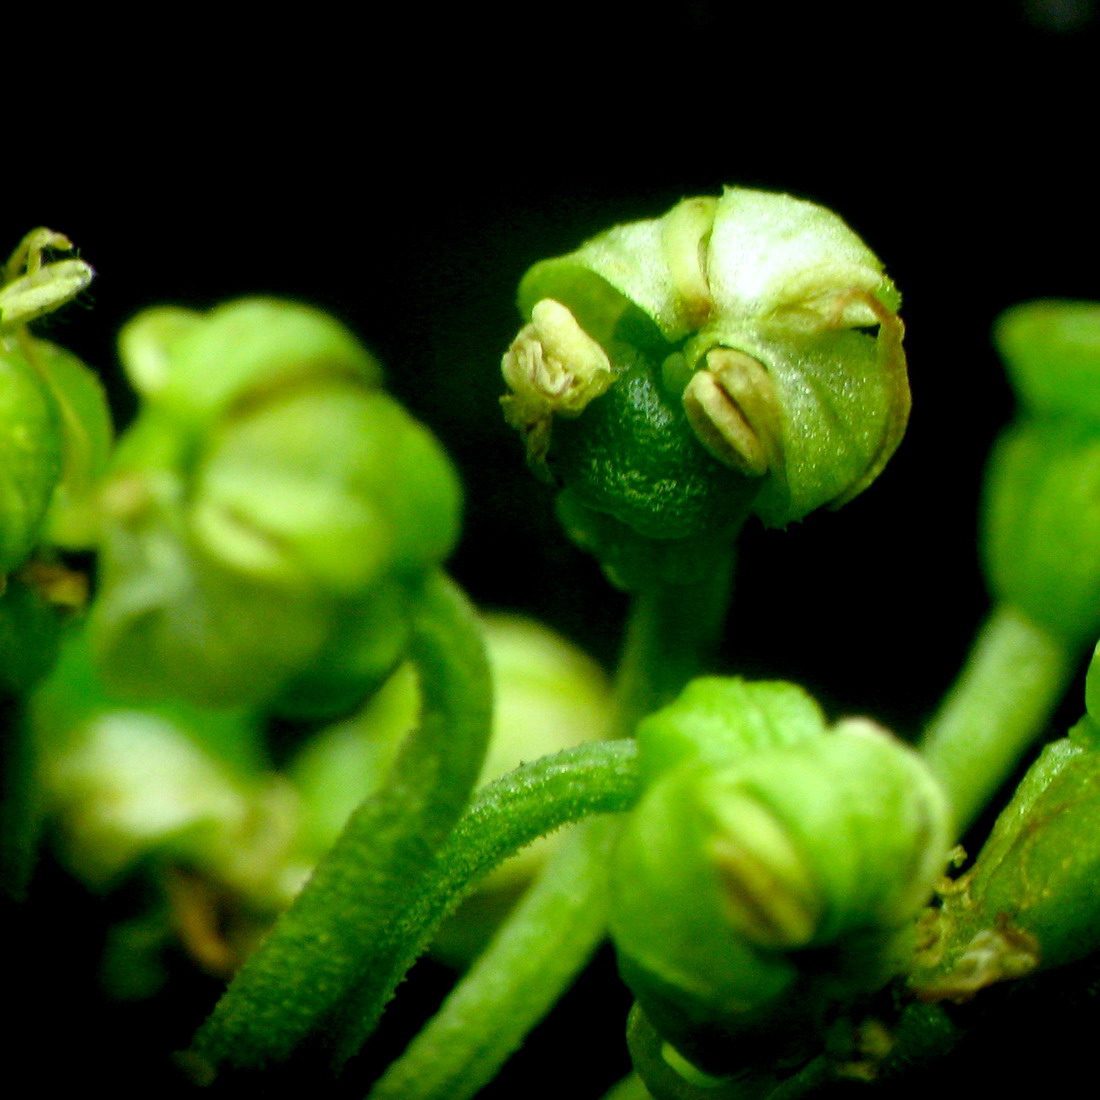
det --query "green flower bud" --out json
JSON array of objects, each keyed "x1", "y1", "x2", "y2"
[
  {"x1": 610, "y1": 688, "x2": 949, "y2": 1069},
  {"x1": 502, "y1": 188, "x2": 908, "y2": 579},
  {"x1": 0, "y1": 339, "x2": 63, "y2": 572},
  {"x1": 981, "y1": 418, "x2": 1100, "y2": 648},
  {"x1": 90, "y1": 299, "x2": 461, "y2": 712},
  {"x1": 993, "y1": 300, "x2": 1100, "y2": 423},
  {"x1": 911, "y1": 729, "x2": 1100, "y2": 1001}
]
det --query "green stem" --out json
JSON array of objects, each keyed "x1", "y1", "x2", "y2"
[
  {"x1": 918, "y1": 603, "x2": 1078, "y2": 834},
  {"x1": 367, "y1": 559, "x2": 736, "y2": 1100},
  {"x1": 190, "y1": 570, "x2": 491, "y2": 1072},
  {"x1": 368, "y1": 815, "x2": 619, "y2": 1100},
  {"x1": 335, "y1": 740, "x2": 641, "y2": 1063},
  {"x1": 613, "y1": 551, "x2": 736, "y2": 737}
]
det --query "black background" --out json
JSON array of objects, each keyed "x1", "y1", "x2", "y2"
[{"x1": 5, "y1": 1, "x2": 1099, "y2": 1095}]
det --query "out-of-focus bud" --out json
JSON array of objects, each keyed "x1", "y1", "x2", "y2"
[
  {"x1": 993, "y1": 300, "x2": 1100, "y2": 423},
  {"x1": 501, "y1": 188, "x2": 908, "y2": 586},
  {"x1": 982, "y1": 299, "x2": 1100, "y2": 651},
  {"x1": 610, "y1": 679, "x2": 949, "y2": 1073},
  {"x1": 32, "y1": 633, "x2": 297, "y2": 902},
  {"x1": 982, "y1": 419, "x2": 1100, "y2": 649},
  {"x1": 89, "y1": 299, "x2": 461, "y2": 714},
  {"x1": 36, "y1": 339, "x2": 115, "y2": 549}
]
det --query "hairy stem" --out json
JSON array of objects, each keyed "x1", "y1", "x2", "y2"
[
  {"x1": 190, "y1": 570, "x2": 491, "y2": 1071},
  {"x1": 367, "y1": 558, "x2": 736, "y2": 1100},
  {"x1": 335, "y1": 740, "x2": 640, "y2": 1062},
  {"x1": 918, "y1": 603, "x2": 1078, "y2": 834}
]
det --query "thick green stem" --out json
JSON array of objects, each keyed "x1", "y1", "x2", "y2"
[
  {"x1": 918, "y1": 603, "x2": 1078, "y2": 834},
  {"x1": 190, "y1": 571, "x2": 491, "y2": 1071},
  {"x1": 367, "y1": 559, "x2": 736, "y2": 1100}
]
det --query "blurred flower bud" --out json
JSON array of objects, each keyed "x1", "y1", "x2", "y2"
[
  {"x1": 981, "y1": 419, "x2": 1100, "y2": 648},
  {"x1": 32, "y1": 633, "x2": 297, "y2": 903},
  {"x1": 90, "y1": 298, "x2": 461, "y2": 713},
  {"x1": 501, "y1": 188, "x2": 908, "y2": 584},
  {"x1": 993, "y1": 300, "x2": 1100, "y2": 423},
  {"x1": 35, "y1": 339, "x2": 115, "y2": 549}
]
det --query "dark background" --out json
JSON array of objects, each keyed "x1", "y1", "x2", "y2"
[{"x1": 5, "y1": 1, "x2": 1099, "y2": 1095}]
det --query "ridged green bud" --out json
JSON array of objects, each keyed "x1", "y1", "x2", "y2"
[
  {"x1": 610, "y1": 681, "x2": 949, "y2": 1070},
  {"x1": 90, "y1": 298, "x2": 461, "y2": 713},
  {"x1": 502, "y1": 189, "x2": 908, "y2": 585},
  {"x1": 981, "y1": 419, "x2": 1100, "y2": 648}
]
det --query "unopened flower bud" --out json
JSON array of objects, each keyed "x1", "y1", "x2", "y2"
[
  {"x1": 502, "y1": 188, "x2": 908, "y2": 585},
  {"x1": 610, "y1": 679, "x2": 949, "y2": 1065}
]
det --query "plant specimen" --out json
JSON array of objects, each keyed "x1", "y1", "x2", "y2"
[{"x1": 2, "y1": 187, "x2": 1098, "y2": 1099}]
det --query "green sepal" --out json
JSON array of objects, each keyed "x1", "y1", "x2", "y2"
[
  {"x1": 993, "y1": 299, "x2": 1100, "y2": 423},
  {"x1": 911, "y1": 729, "x2": 1100, "y2": 1001},
  {"x1": 688, "y1": 318, "x2": 905, "y2": 528},
  {"x1": 981, "y1": 418, "x2": 1100, "y2": 648},
  {"x1": 35, "y1": 339, "x2": 115, "y2": 549},
  {"x1": 0, "y1": 339, "x2": 64, "y2": 572}
]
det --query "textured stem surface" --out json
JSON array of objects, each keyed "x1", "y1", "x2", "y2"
[
  {"x1": 336, "y1": 739, "x2": 640, "y2": 1063},
  {"x1": 191, "y1": 571, "x2": 491, "y2": 1070},
  {"x1": 367, "y1": 561, "x2": 736, "y2": 1099}
]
